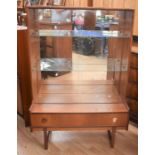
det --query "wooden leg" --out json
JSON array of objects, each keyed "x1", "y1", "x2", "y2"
[
  {"x1": 44, "y1": 129, "x2": 48, "y2": 150},
  {"x1": 43, "y1": 129, "x2": 51, "y2": 150},
  {"x1": 108, "y1": 127, "x2": 116, "y2": 148},
  {"x1": 30, "y1": 127, "x2": 33, "y2": 132}
]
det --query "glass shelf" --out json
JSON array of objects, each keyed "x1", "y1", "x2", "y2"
[
  {"x1": 41, "y1": 58, "x2": 72, "y2": 72},
  {"x1": 40, "y1": 58, "x2": 127, "y2": 72},
  {"x1": 37, "y1": 30, "x2": 130, "y2": 38},
  {"x1": 28, "y1": 8, "x2": 133, "y2": 79}
]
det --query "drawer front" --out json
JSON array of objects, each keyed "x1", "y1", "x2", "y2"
[
  {"x1": 31, "y1": 113, "x2": 128, "y2": 128},
  {"x1": 129, "y1": 68, "x2": 138, "y2": 82}
]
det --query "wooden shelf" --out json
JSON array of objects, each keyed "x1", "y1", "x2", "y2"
[
  {"x1": 30, "y1": 81, "x2": 128, "y2": 114},
  {"x1": 30, "y1": 103, "x2": 128, "y2": 114}
]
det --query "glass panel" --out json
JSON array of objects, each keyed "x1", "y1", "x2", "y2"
[
  {"x1": 38, "y1": 30, "x2": 129, "y2": 38},
  {"x1": 28, "y1": 8, "x2": 133, "y2": 81},
  {"x1": 41, "y1": 58, "x2": 72, "y2": 72},
  {"x1": 37, "y1": 9, "x2": 72, "y2": 23}
]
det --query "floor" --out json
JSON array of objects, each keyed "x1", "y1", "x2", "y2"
[{"x1": 17, "y1": 116, "x2": 138, "y2": 155}]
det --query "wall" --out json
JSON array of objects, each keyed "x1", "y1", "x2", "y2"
[
  {"x1": 65, "y1": 0, "x2": 88, "y2": 6},
  {"x1": 94, "y1": 0, "x2": 138, "y2": 36}
]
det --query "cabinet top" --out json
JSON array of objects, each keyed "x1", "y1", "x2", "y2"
[{"x1": 27, "y1": 5, "x2": 134, "y2": 11}]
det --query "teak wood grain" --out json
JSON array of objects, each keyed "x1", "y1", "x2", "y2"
[
  {"x1": 27, "y1": 5, "x2": 134, "y2": 11},
  {"x1": 30, "y1": 113, "x2": 128, "y2": 128},
  {"x1": 127, "y1": 47, "x2": 138, "y2": 124},
  {"x1": 129, "y1": 68, "x2": 138, "y2": 82},
  {"x1": 42, "y1": 80, "x2": 114, "y2": 85},
  {"x1": 37, "y1": 93, "x2": 121, "y2": 104},
  {"x1": 36, "y1": 84, "x2": 122, "y2": 104},
  {"x1": 17, "y1": 77, "x2": 23, "y2": 115},
  {"x1": 39, "y1": 84, "x2": 119, "y2": 94},
  {"x1": 17, "y1": 29, "x2": 32, "y2": 126},
  {"x1": 30, "y1": 103, "x2": 128, "y2": 114}
]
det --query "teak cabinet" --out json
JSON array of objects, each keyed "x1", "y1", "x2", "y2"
[{"x1": 27, "y1": 6, "x2": 134, "y2": 150}]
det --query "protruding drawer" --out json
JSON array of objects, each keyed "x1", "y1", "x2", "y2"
[{"x1": 30, "y1": 113, "x2": 128, "y2": 128}]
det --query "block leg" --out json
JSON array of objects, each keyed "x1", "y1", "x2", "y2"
[
  {"x1": 108, "y1": 127, "x2": 116, "y2": 148},
  {"x1": 43, "y1": 129, "x2": 51, "y2": 150}
]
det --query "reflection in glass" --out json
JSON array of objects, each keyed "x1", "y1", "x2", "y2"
[
  {"x1": 31, "y1": 9, "x2": 132, "y2": 80},
  {"x1": 38, "y1": 30, "x2": 129, "y2": 38}
]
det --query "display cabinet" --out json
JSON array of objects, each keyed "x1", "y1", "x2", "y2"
[{"x1": 27, "y1": 6, "x2": 133, "y2": 150}]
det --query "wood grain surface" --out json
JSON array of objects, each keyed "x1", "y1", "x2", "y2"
[{"x1": 30, "y1": 103, "x2": 127, "y2": 113}]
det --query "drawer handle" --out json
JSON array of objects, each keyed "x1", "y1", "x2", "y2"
[
  {"x1": 113, "y1": 117, "x2": 118, "y2": 123},
  {"x1": 41, "y1": 118, "x2": 47, "y2": 123}
]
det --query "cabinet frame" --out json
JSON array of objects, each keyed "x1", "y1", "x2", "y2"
[{"x1": 26, "y1": 6, "x2": 134, "y2": 149}]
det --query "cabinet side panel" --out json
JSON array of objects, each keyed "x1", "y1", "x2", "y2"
[
  {"x1": 17, "y1": 29, "x2": 32, "y2": 126},
  {"x1": 119, "y1": 38, "x2": 131, "y2": 100},
  {"x1": 17, "y1": 78, "x2": 23, "y2": 115},
  {"x1": 108, "y1": 10, "x2": 133, "y2": 101},
  {"x1": 27, "y1": 9, "x2": 41, "y2": 101},
  {"x1": 119, "y1": 11, "x2": 133, "y2": 100},
  {"x1": 133, "y1": 0, "x2": 138, "y2": 36}
]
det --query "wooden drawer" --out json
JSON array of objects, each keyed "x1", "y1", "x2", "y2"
[
  {"x1": 129, "y1": 68, "x2": 138, "y2": 82},
  {"x1": 130, "y1": 53, "x2": 138, "y2": 69},
  {"x1": 30, "y1": 113, "x2": 128, "y2": 128}
]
